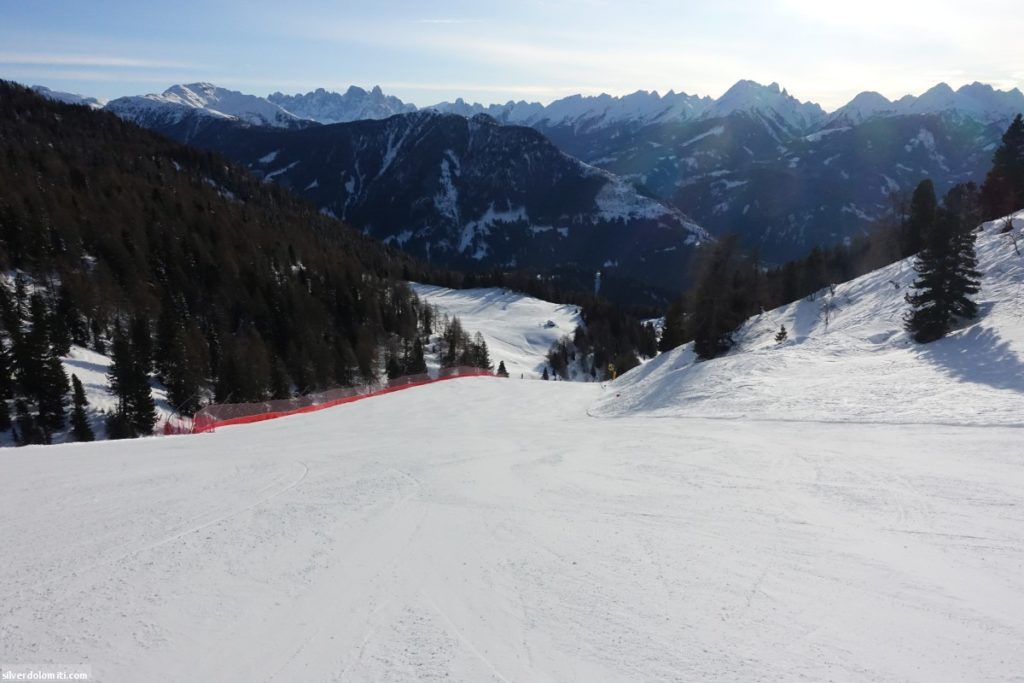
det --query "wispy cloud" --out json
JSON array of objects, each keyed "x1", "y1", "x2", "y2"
[{"x1": 0, "y1": 52, "x2": 196, "y2": 69}]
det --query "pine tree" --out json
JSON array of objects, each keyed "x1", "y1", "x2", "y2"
[
  {"x1": 409, "y1": 337, "x2": 427, "y2": 375},
  {"x1": 14, "y1": 293, "x2": 69, "y2": 441},
  {"x1": 904, "y1": 183, "x2": 982, "y2": 343},
  {"x1": 496, "y1": 360, "x2": 509, "y2": 377},
  {"x1": 471, "y1": 332, "x2": 492, "y2": 371},
  {"x1": 442, "y1": 317, "x2": 464, "y2": 368},
  {"x1": 14, "y1": 398, "x2": 43, "y2": 445},
  {"x1": 691, "y1": 236, "x2": 747, "y2": 360},
  {"x1": 162, "y1": 322, "x2": 209, "y2": 415},
  {"x1": 902, "y1": 179, "x2": 938, "y2": 257},
  {"x1": 70, "y1": 374, "x2": 94, "y2": 442},
  {"x1": 774, "y1": 325, "x2": 788, "y2": 344},
  {"x1": 108, "y1": 323, "x2": 157, "y2": 436},
  {"x1": 130, "y1": 316, "x2": 154, "y2": 375},
  {"x1": 385, "y1": 346, "x2": 403, "y2": 380},
  {"x1": 0, "y1": 336, "x2": 12, "y2": 431},
  {"x1": 980, "y1": 114, "x2": 1024, "y2": 220},
  {"x1": 542, "y1": 367, "x2": 550, "y2": 380}
]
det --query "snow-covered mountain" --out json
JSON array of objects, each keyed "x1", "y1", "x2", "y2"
[
  {"x1": 706, "y1": 80, "x2": 826, "y2": 136},
  {"x1": 596, "y1": 210, "x2": 1024, "y2": 426},
  {"x1": 31, "y1": 85, "x2": 104, "y2": 109},
  {"x1": 431, "y1": 89, "x2": 714, "y2": 132},
  {"x1": 267, "y1": 86, "x2": 415, "y2": 124},
  {"x1": 520, "y1": 82, "x2": 1023, "y2": 262},
  {"x1": 825, "y1": 90, "x2": 896, "y2": 126},
  {"x1": 148, "y1": 110, "x2": 707, "y2": 290},
  {"x1": 106, "y1": 82, "x2": 304, "y2": 129},
  {"x1": 98, "y1": 79, "x2": 1023, "y2": 136},
  {"x1": 429, "y1": 81, "x2": 826, "y2": 133},
  {"x1": 829, "y1": 82, "x2": 1024, "y2": 127},
  {"x1": 432, "y1": 81, "x2": 1022, "y2": 135}
]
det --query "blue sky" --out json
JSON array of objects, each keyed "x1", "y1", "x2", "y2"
[{"x1": 1, "y1": 0, "x2": 1021, "y2": 110}]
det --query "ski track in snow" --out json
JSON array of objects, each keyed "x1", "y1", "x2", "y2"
[{"x1": 2, "y1": 378, "x2": 1023, "y2": 682}]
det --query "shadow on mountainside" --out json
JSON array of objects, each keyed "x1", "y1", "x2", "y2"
[{"x1": 916, "y1": 325, "x2": 1024, "y2": 394}]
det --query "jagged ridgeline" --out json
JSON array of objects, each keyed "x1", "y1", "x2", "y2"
[{"x1": 0, "y1": 81, "x2": 437, "y2": 414}]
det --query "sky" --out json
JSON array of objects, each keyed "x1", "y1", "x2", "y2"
[{"x1": 1, "y1": 0, "x2": 1022, "y2": 111}]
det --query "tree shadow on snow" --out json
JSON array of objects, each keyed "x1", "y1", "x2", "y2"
[
  {"x1": 64, "y1": 356, "x2": 110, "y2": 377},
  {"x1": 916, "y1": 325, "x2": 1024, "y2": 394}
]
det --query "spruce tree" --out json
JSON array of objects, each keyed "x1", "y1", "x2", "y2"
[
  {"x1": 0, "y1": 336, "x2": 12, "y2": 431},
  {"x1": 409, "y1": 337, "x2": 427, "y2": 375},
  {"x1": 108, "y1": 324, "x2": 157, "y2": 436},
  {"x1": 774, "y1": 325, "x2": 788, "y2": 344},
  {"x1": 14, "y1": 293, "x2": 69, "y2": 441},
  {"x1": 542, "y1": 367, "x2": 550, "y2": 380},
  {"x1": 70, "y1": 374, "x2": 94, "y2": 442},
  {"x1": 162, "y1": 324, "x2": 206, "y2": 415},
  {"x1": 472, "y1": 332, "x2": 492, "y2": 371},
  {"x1": 902, "y1": 179, "x2": 938, "y2": 257},
  {"x1": 904, "y1": 183, "x2": 982, "y2": 343},
  {"x1": 496, "y1": 360, "x2": 509, "y2": 377},
  {"x1": 14, "y1": 398, "x2": 43, "y2": 445},
  {"x1": 691, "y1": 236, "x2": 746, "y2": 360},
  {"x1": 385, "y1": 346, "x2": 403, "y2": 380},
  {"x1": 49, "y1": 284, "x2": 82, "y2": 356}
]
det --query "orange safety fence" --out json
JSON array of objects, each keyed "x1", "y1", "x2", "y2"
[{"x1": 161, "y1": 366, "x2": 495, "y2": 435}]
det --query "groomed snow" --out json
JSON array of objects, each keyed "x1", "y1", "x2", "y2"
[
  {"x1": 2, "y1": 378, "x2": 1022, "y2": 681},
  {"x1": 594, "y1": 211, "x2": 1024, "y2": 426},
  {"x1": 411, "y1": 282, "x2": 581, "y2": 379}
]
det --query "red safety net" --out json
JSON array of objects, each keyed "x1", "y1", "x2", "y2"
[{"x1": 184, "y1": 366, "x2": 494, "y2": 434}]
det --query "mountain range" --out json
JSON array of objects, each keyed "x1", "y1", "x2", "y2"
[
  {"x1": 91, "y1": 80, "x2": 1024, "y2": 133},
  {"x1": 40, "y1": 79, "x2": 1024, "y2": 266},
  {"x1": 164, "y1": 110, "x2": 708, "y2": 290}
]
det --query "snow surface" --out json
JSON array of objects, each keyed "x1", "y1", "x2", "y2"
[
  {"x1": 2, "y1": 377, "x2": 1023, "y2": 681},
  {"x1": 411, "y1": 283, "x2": 581, "y2": 379},
  {"x1": 595, "y1": 211, "x2": 1024, "y2": 426}
]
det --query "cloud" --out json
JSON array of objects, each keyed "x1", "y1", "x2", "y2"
[{"x1": 0, "y1": 52, "x2": 196, "y2": 69}]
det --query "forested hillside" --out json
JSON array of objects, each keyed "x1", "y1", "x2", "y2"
[{"x1": 0, "y1": 82, "x2": 436, "y2": 442}]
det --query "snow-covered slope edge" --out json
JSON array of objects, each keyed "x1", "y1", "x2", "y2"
[
  {"x1": 594, "y1": 211, "x2": 1024, "y2": 426},
  {"x1": 411, "y1": 283, "x2": 582, "y2": 379}
]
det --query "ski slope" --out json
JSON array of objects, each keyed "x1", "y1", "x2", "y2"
[
  {"x1": 2, "y1": 377, "x2": 1023, "y2": 682},
  {"x1": 595, "y1": 211, "x2": 1024, "y2": 426},
  {"x1": 411, "y1": 283, "x2": 581, "y2": 378}
]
